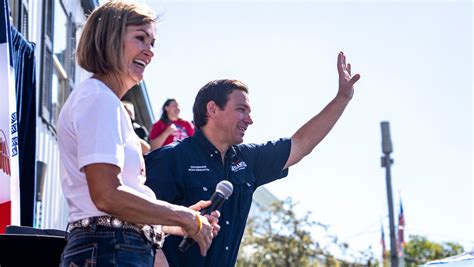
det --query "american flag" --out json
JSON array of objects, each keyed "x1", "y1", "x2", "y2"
[
  {"x1": 398, "y1": 200, "x2": 405, "y2": 257},
  {"x1": 381, "y1": 223, "x2": 387, "y2": 261}
]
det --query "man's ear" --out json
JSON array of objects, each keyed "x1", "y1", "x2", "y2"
[{"x1": 206, "y1": 101, "x2": 218, "y2": 118}]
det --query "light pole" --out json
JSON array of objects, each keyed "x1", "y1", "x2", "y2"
[{"x1": 381, "y1": 121, "x2": 398, "y2": 267}]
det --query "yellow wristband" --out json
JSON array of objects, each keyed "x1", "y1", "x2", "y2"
[{"x1": 193, "y1": 212, "x2": 203, "y2": 236}]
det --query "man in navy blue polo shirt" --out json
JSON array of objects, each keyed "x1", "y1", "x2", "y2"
[{"x1": 145, "y1": 52, "x2": 361, "y2": 266}]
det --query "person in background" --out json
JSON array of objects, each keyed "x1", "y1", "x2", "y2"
[
  {"x1": 149, "y1": 98, "x2": 195, "y2": 150},
  {"x1": 56, "y1": 2, "x2": 219, "y2": 266},
  {"x1": 122, "y1": 100, "x2": 151, "y2": 154},
  {"x1": 145, "y1": 52, "x2": 361, "y2": 266}
]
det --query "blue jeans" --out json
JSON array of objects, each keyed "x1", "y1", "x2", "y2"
[{"x1": 60, "y1": 224, "x2": 155, "y2": 267}]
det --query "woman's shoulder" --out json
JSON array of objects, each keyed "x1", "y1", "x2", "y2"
[
  {"x1": 71, "y1": 78, "x2": 120, "y2": 105},
  {"x1": 76, "y1": 78, "x2": 116, "y2": 96},
  {"x1": 61, "y1": 78, "x2": 122, "y2": 120},
  {"x1": 155, "y1": 119, "x2": 168, "y2": 125},
  {"x1": 152, "y1": 119, "x2": 169, "y2": 129}
]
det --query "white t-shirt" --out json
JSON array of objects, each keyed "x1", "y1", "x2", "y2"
[{"x1": 57, "y1": 78, "x2": 156, "y2": 222}]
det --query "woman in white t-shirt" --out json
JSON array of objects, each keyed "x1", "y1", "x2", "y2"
[{"x1": 57, "y1": 2, "x2": 219, "y2": 267}]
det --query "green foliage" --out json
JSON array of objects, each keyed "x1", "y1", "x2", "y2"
[
  {"x1": 236, "y1": 198, "x2": 378, "y2": 266},
  {"x1": 237, "y1": 198, "x2": 324, "y2": 267},
  {"x1": 403, "y1": 235, "x2": 464, "y2": 266}
]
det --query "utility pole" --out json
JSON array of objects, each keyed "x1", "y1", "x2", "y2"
[{"x1": 380, "y1": 121, "x2": 398, "y2": 267}]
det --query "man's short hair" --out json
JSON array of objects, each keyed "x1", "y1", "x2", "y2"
[
  {"x1": 192, "y1": 79, "x2": 248, "y2": 128},
  {"x1": 76, "y1": 1, "x2": 157, "y2": 75}
]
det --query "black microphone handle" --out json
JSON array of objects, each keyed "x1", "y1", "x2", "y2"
[
  {"x1": 200, "y1": 192, "x2": 225, "y2": 215},
  {"x1": 178, "y1": 236, "x2": 196, "y2": 252},
  {"x1": 178, "y1": 192, "x2": 226, "y2": 252}
]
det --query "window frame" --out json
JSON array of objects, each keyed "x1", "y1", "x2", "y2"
[
  {"x1": 39, "y1": 0, "x2": 76, "y2": 132},
  {"x1": 9, "y1": 0, "x2": 29, "y2": 35}
]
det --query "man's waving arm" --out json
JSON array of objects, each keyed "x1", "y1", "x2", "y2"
[{"x1": 284, "y1": 52, "x2": 361, "y2": 169}]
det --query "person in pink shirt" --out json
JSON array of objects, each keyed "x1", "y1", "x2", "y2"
[{"x1": 150, "y1": 98, "x2": 195, "y2": 150}]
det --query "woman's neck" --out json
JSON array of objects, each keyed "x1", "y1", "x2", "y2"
[
  {"x1": 93, "y1": 73, "x2": 131, "y2": 99},
  {"x1": 168, "y1": 115, "x2": 179, "y2": 122}
]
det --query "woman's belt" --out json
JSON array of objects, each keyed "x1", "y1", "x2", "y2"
[{"x1": 67, "y1": 215, "x2": 165, "y2": 248}]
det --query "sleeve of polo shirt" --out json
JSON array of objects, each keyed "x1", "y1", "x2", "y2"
[
  {"x1": 248, "y1": 138, "x2": 292, "y2": 188},
  {"x1": 75, "y1": 93, "x2": 125, "y2": 172},
  {"x1": 144, "y1": 147, "x2": 182, "y2": 203}
]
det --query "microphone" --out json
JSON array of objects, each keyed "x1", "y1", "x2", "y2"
[{"x1": 178, "y1": 180, "x2": 234, "y2": 253}]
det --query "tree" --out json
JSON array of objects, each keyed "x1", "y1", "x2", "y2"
[
  {"x1": 236, "y1": 198, "x2": 378, "y2": 266},
  {"x1": 402, "y1": 235, "x2": 464, "y2": 266},
  {"x1": 236, "y1": 198, "x2": 326, "y2": 267}
]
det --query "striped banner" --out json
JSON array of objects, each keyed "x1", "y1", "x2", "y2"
[{"x1": 0, "y1": 0, "x2": 20, "y2": 233}]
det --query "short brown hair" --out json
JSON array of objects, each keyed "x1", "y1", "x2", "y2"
[{"x1": 77, "y1": 1, "x2": 157, "y2": 75}]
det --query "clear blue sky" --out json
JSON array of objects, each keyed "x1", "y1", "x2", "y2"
[{"x1": 142, "y1": 0, "x2": 472, "y2": 259}]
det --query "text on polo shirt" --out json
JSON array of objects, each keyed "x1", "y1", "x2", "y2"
[{"x1": 188, "y1": 165, "x2": 210, "y2": 172}]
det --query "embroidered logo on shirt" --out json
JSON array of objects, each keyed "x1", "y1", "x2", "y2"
[
  {"x1": 188, "y1": 165, "x2": 210, "y2": 172},
  {"x1": 231, "y1": 160, "x2": 247, "y2": 172}
]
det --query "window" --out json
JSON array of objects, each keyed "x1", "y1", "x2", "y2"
[
  {"x1": 40, "y1": 0, "x2": 76, "y2": 130},
  {"x1": 9, "y1": 0, "x2": 29, "y2": 35},
  {"x1": 39, "y1": 0, "x2": 54, "y2": 124}
]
